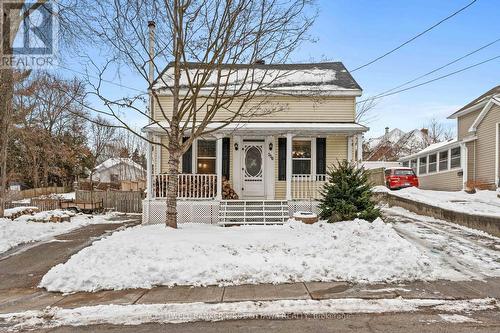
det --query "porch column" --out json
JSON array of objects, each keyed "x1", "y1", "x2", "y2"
[
  {"x1": 146, "y1": 133, "x2": 153, "y2": 199},
  {"x1": 357, "y1": 134, "x2": 363, "y2": 163},
  {"x1": 347, "y1": 136, "x2": 353, "y2": 163},
  {"x1": 286, "y1": 132, "x2": 294, "y2": 201},
  {"x1": 216, "y1": 134, "x2": 223, "y2": 200}
]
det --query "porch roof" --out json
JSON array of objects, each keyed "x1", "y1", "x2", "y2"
[{"x1": 142, "y1": 121, "x2": 368, "y2": 136}]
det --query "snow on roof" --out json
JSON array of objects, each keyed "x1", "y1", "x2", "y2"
[
  {"x1": 367, "y1": 128, "x2": 406, "y2": 150},
  {"x1": 94, "y1": 158, "x2": 145, "y2": 173},
  {"x1": 153, "y1": 62, "x2": 362, "y2": 95},
  {"x1": 361, "y1": 161, "x2": 401, "y2": 170},
  {"x1": 399, "y1": 138, "x2": 459, "y2": 161}
]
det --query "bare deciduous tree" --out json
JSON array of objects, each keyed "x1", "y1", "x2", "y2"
[
  {"x1": 356, "y1": 98, "x2": 379, "y2": 125},
  {"x1": 0, "y1": 1, "x2": 81, "y2": 216},
  {"x1": 64, "y1": 0, "x2": 316, "y2": 227},
  {"x1": 424, "y1": 118, "x2": 455, "y2": 144}
]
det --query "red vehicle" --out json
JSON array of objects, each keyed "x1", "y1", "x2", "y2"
[{"x1": 384, "y1": 167, "x2": 419, "y2": 190}]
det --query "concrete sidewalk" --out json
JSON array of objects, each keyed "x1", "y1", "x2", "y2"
[{"x1": 2, "y1": 278, "x2": 500, "y2": 314}]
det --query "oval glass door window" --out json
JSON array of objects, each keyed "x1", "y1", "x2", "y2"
[{"x1": 245, "y1": 146, "x2": 262, "y2": 177}]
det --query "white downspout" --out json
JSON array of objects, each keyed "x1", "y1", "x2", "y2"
[
  {"x1": 496, "y1": 123, "x2": 499, "y2": 188},
  {"x1": 461, "y1": 142, "x2": 468, "y2": 190}
]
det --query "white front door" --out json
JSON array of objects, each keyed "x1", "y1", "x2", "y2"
[{"x1": 242, "y1": 141, "x2": 265, "y2": 198}]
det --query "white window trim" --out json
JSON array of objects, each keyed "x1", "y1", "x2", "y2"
[
  {"x1": 402, "y1": 145, "x2": 462, "y2": 177},
  {"x1": 291, "y1": 138, "x2": 315, "y2": 176},
  {"x1": 428, "y1": 153, "x2": 438, "y2": 174},
  {"x1": 195, "y1": 138, "x2": 217, "y2": 174}
]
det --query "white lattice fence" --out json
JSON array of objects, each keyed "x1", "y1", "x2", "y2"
[
  {"x1": 288, "y1": 200, "x2": 321, "y2": 216},
  {"x1": 142, "y1": 199, "x2": 220, "y2": 224}
]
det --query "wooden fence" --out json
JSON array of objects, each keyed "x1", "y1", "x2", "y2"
[
  {"x1": 366, "y1": 167, "x2": 386, "y2": 186},
  {"x1": 19, "y1": 186, "x2": 69, "y2": 199},
  {"x1": 76, "y1": 190, "x2": 145, "y2": 213},
  {"x1": 5, "y1": 198, "x2": 72, "y2": 211}
]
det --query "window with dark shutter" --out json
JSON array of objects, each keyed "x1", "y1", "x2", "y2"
[
  {"x1": 222, "y1": 137, "x2": 230, "y2": 180},
  {"x1": 278, "y1": 138, "x2": 286, "y2": 180},
  {"x1": 316, "y1": 138, "x2": 326, "y2": 175},
  {"x1": 181, "y1": 137, "x2": 192, "y2": 173}
]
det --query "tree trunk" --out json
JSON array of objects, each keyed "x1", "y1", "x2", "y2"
[
  {"x1": 0, "y1": 68, "x2": 14, "y2": 218},
  {"x1": 166, "y1": 144, "x2": 180, "y2": 229}
]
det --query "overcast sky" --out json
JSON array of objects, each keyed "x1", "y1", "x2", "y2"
[{"x1": 54, "y1": 0, "x2": 500, "y2": 139}]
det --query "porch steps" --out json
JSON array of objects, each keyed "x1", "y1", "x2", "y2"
[{"x1": 218, "y1": 200, "x2": 289, "y2": 226}]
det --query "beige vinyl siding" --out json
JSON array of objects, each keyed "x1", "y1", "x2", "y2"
[
  {"x1": 418, "y1": 170, "x2": 463, "y2": 191},
  {"x1": 154, "y1": 95, "x2": 356, "y2": 123},
  {"x1": 466, "y1": 141, "x2": 475, "y2": 183},
  {"x1": 160, "y1": 136, "x2": 170, "y2": 173},
  {"x1": 274, "y1": 135, "x2": 348, "y2": 199},
  {"x1": 457, "y1": 109, "x2": 480, "y2": 140},
  {"x1": 470, "y1": 104, "x2": 500, "y2": 187}
]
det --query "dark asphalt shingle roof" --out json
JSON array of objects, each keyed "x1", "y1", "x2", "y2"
[
  {"x1": 448, "y1": 85, "x2": 500, "y2": 118},
  {"x1": 154, "y1": 62, "x2": 362, "y2": 91}
]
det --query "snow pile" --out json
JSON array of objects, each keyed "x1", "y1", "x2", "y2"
[
  {"x1": 1, "y1": 298, "x2": 496, "y2": 330},
  {"x1": 380, "y1": 186, "x2": 500, "y2": 217},
  {"x1": 0, "y1": 213, "x2": 127, "y2": 254},
  {"x1": 4, "y1": 206, "x2": 38, "y2": 218},
  {"x1": 37, "y1": 192, "x2": 76, "y2": 200},
  {"x1": 14, "y1": 209, "x2": 75, "y2": 223},
  {"x1": 40, "y1": 218, "x2": 433, "y2": 293}
]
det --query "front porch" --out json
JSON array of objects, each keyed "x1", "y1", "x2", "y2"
[{"x1": 142, "y1": 121, "x2": 367, "y2": 224}]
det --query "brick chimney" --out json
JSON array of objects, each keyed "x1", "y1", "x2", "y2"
[{"x1": 420, "y1": 128, "x2": 429, "y2": 136}]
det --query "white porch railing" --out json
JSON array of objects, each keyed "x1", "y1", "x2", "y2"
[
  {"x1": 291, "y1": 174, "x2": 327, "y2": 200},
  {"x1": 154, "y1": 174, "x2": 217, "y2": 199}
]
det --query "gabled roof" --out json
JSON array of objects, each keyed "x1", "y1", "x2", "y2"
[
  {"x1": 448, "y1": 85, "x2": 500, "y2": 119},
  {"x1": 94, "y1": 158, "x2": 145, "y2": 173},
  {"x1": 153, "y1": 62, "x2": 362, "y2": 95}
]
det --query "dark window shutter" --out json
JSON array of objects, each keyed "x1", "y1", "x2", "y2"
[
  {"x1": 316, "y1": 138, "x2": 326, "y2": 175},
  {"x1": 222, "y1": 137, "x2": 230, "y2": 180},
  {"x1": 278, "y1": 138, "x2": 287, "y2": 181},
  {"x1": 182, "y1": 137, "x2": 192, "y2": 174}
]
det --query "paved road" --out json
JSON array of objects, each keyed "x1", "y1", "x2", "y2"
[{"x1": 25, "y1": 310, "x2": 500, "y2": 333}]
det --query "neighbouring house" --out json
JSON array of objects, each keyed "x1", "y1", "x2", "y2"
[
  {"x1": 142, "y1": 62, "x2": 368, "y2": 224},
  {"x1": 365, "y1": 127, "x2": 430, "y2": 161},
  {"x1": 399, "y1": 85, "x2": 500, "y2": 191},
  {"x1": 92, "y1": 158, "x2": 146, "y2": 183}
]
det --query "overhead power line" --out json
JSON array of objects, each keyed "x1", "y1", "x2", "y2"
[
  {"x1": 55, "y1": 63, "x2": 147, "y2": 94},
  {"x1": 368, "y1": 37, "x2": 500, "y2": 100},
  {"x1": 351, "y1": 0, "x2": 478, "y2": 72},
  {"x1": 357, "y1": 54, "x2": 500, "y2": 103}
]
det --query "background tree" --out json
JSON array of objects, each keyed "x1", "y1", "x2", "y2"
[
  {"x1": 8, "y1": 73, "x2": 90, "y2": 189},
  {"x1": 62, "y1": 0, "x2": 316, "y2": 228},
  {"x1": 0, "y1": 1, "x2": 84, "y2": 216}
]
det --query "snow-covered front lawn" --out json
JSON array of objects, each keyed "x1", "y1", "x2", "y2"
[
  {"x1": 40, "y1": 219, "x2": 435, "y2": 293},
  {"x1": 0, "y1": 211, "x2": 126, "y2": 254},
  {"x1": 375, "y1": 186, "x2": 500, "y2": 217}
]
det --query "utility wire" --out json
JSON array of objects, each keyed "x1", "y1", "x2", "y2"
[
  {"x1": 351, "y1": 0, "x2": 478, "y2": 72},
  {"x1": 357, "y1": 54, "x2": 500, "y2": 103},
  {"x1": 55, "y1": 63, "x2": 148, "y2": 94},
  {"x1": 368, "y1": 37, "x2": 500, "y2": 100}
]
